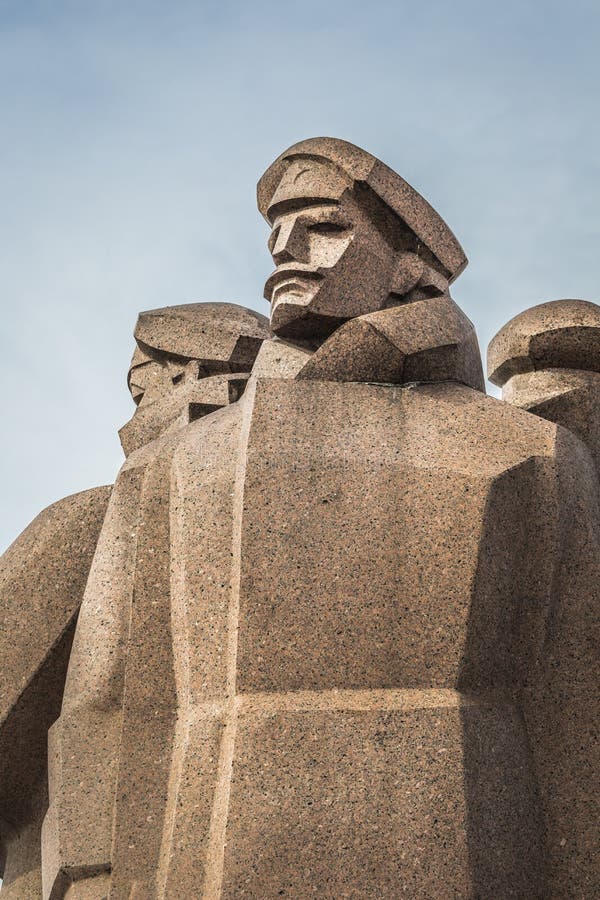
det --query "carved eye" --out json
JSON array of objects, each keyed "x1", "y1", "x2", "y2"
[
  {"x1": 131, "y1": 386, "x2": 145, "y2": 406},
  {"x1": 171, "y1": 373, "x2": 184, "y2": 385},
  {"x1": 308, "y1": 221, "x2": 348, "y2": 234},
  {"x1": 267, "y1": 227, "x2": 280, "y2": 254}
]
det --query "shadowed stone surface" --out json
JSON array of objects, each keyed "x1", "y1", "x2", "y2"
[
  {"x1": 0, "y1": 488, "x2": 112, "y2": 899},
  {"x1": 2, "y1": 140, "x2": 598, "y2": 899},
  {"x1": 296, "y1": 294, "x2": 484, "y2": 389}
]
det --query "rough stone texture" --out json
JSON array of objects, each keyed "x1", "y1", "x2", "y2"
[
  {"x1": 489, "y1": 299, "x2": 600, "y2": 474},
  {"x1": 222, "y1": 694, "x2": 539, "y2": 898},
  {"x1": 2, "y1": 140, "x2": 599, "y2": 899}
]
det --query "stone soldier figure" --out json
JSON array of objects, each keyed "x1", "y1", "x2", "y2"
[
  {"x1": 7, "y1": 139, "x2": 600, "y2": 899},
  {"x1": 0, "y1": 303, "x2": 269, "y2": 899}
]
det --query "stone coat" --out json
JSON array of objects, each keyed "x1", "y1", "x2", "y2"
[{"x1": 45, "y1": 341, "x2": 600, "y2": 899}]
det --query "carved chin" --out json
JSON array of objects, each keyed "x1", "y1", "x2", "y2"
[
  {"x1": 270, "y1": 299, "x2": 343, "y2": 342},
  {"x1": 270, "y1": 297, "x2": 311, "y2": 336}
]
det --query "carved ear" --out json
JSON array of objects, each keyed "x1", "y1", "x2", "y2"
[
  {"x1": 392, "y1": 253, "x2": 448, "y2": 303},
  {"x1": 166, "y1": 358, "x2": 201, "y2": 385},
  {"x1": 416, "y1": 264, "x2": 448, "y2": 296},
  {"x1": 389, "y1": 252, "x2": 425, "y2": 298}
]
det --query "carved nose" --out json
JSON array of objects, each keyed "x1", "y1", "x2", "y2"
[{"x1": 272, "y1": 219, "x2": 310, "y2": 264}]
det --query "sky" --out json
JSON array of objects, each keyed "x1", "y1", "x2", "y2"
[{"x1": 1, "y1": 0, "x2": 600, "y2": 551}]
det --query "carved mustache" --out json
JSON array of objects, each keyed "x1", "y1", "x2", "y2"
[{"x1": 264, "y1": 264, "x2": 324, "y2": 303}]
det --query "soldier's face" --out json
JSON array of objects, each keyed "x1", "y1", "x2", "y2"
[
  {"x1": 122, "y1": 357, "x2": 210, "y2": 456},
  {"x1": 264, "y1": 192, "x2": 397, "y2": 340},
  {"x1": 129, "y1": 358, "x2": 202, "y2": 408}
]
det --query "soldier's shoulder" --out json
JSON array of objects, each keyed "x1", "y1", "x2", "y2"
[
  {"x1": 26, "y1": 483, "x2": 111, "y2": 536},
  {"x1": 39, "y1": 484, "x2": 113, "y2": 522},
  {"x1": 410, "y1": 382, "x2": 561, "y2": 471},
  {"x1": 0, "y1": 485, "x2": 112, "y2": 721},
  {"x1": 2, "y1": 485, "x2": 112, "y2": 564}
]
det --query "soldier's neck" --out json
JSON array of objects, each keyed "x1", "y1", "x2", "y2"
[{"x1": 250, "y1": 336, "x2": 314, "y2": 379}]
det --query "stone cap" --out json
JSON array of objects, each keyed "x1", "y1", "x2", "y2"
[
  {"x1": 133, "y1": 301, "x2": 270, "y2": 365},
  {"x1": 257, "y1": 137, "x2": 467, "y2": 283},
  {"x1": 488, "y1": 299, "x2": 600, "y2": 387}
]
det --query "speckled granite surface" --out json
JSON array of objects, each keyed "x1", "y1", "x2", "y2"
[{"x1": 2, "y1": 139, "x2": 598, "y2": 899}]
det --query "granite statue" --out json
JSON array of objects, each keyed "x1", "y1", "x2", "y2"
[{"x1": 1, "y1": 138, "x2": 598, "y2": 899}]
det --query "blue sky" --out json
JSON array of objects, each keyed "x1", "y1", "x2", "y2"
[{"x1": 2, "y1": 0, "x2": 600, "y2": 550}]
